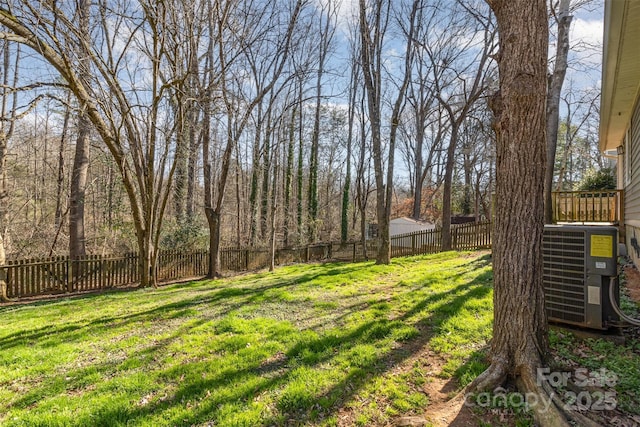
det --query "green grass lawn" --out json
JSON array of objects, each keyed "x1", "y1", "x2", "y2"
[
  {"x1": 0, "y1": 251, "x2": 493, "y2": 427},
  {"x1": 2, "y1": 251, "x2": 638, "y2": 427}
]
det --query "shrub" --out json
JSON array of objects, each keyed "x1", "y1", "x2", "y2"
[{"x1": 576, "y1": 167, "x2": 616, "y2": 191}]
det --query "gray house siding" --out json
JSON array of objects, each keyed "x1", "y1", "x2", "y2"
[{"x1": 625, "y1": 97, "x2": 640, "y2": 265}]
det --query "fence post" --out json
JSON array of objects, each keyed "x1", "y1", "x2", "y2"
[
  {"x1": 101, "y1": 254, "x2": 107, "y2": 289},
  {"x1": 0, "y1": 265, "x2": 6, "y2": 298},
  {"x1": 452, "y1": 227, "x2": 458, "y2": 251},
  {"x1": 67, "y1": 256, "x2": 73, "y2": 293}
]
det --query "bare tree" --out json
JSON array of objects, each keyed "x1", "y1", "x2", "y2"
[
  {"x1": 544, "y1": 0, "x2": 572, "y2": 223},
  {"x1": 69, "y1": 0, "x2": 91, "y2": 265},
  {"x1": 268, "y1": 122, "x2": 282, "y2": 272},
  {"x1": 0, "y1": 40, "x2": 20, "y2": 301},
  {"x1": 260, "y1": 91, "x2": 276, "y2": 241},
  {"x1": 283, "y1": 98, "x2": 297, "y2": 247},
  {"x1": 354, "y1": 90, "x2": 373, "y2": 257},
  {"x1": 554, "y1": 84, "x2": 600, "y2": 190},
  {"x1": 401, "y1": 1, "x2": 441, "y2": 221},
  {"x1": 171, "y1": 0, "x2": 204, "y2": 226},
  {"x1": 307, "y1": 0, "x2": 337, "y2": 243},
  {"x1": 469, "y1": 1, "x2": 596, "y2": 425},
  {"x1": 54, "y1": 93, "x2": 72, "y2": 231},
  {"x1": 418, "y1": 0, "x2": 495, "y2": 250},
  {"x1": 347, "y1": 26, "x2": 374, "y2": 255},
  {"x1": 0, "y1": 1, "x2": 193, "y2": 287},
  {"x1": 358, "y1": 0, "x2": 417, "y2": 264},
  {"x1": 203, "y1": 0, "x2": 306, "y2": 277},
  {"x1": 341, "y1": 55, "x2": 358, "y2": 244}
]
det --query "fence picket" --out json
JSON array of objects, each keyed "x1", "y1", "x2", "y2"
[{"x1": 1, "y1": 222, "x2": 491, "y2": 299}]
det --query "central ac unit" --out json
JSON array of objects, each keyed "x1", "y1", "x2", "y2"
[{"x1": 543, "y1": 225, "x2": 620, "y2": 330}]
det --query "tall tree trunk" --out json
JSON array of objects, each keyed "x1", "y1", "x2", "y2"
[
  {"x1": 202, "y1": 89, "x2": 216, "y2": 278},
  {"x1": 249, "y1": 106, "x2": 263, "y2": 245},
  {"x1": 55, "y1": 96, "x2": 71, "y2": 229},
  {"x1": 358, "y1": 0, "x2": 416, "y2": 265},
  {"x1": 0, "y1": 133, "x2": 10, "y2": 301},
  {"x1": 205, "y1": 207, "x2": 221, "y2": 278},
  {"x1": 107, "y1": 161, "x2": 114, "y2": 230},
  {"x1": 412, "y1": 117, "x2": 424, "y2": 220},
  {"x1": 185, "y1": 119, "x2": 199, "y2": 219},
  {"x1": 69, "y1": 113, "x2": 90, "y2": 260},
  {"x1": 342, "y1": 57, "x2": 359, "y2": 244},
  {"x1": 356, "y1": 128, "x2": 369, "y2": 260},
  {"x1": 308, "y1": 79, "x2": 321, "y2": 243},
  {"x1": 0, "y1": 44, "x2": 13, "y2": 302},
  {"x1": 0, "y1": 42, "x2": 16, "y2": 300},
  {"x1": 307, "y1": 3, "x2": 335, "y2": 243},
  {"x1": 261, "y1": 105, "x2": 273, "y2": 240},
  {"x1": 204, "y1": 0, "x2": 304, "y2": 276},
  {"x1": 544, "y1": 0, "x2": 572, "y2": 224},
  {"x1": 356, "y1": 93, "x2": 369, "y2": 260},
  {"x1": 462, "y1": 139, "x2": 473, "y2": 216},
  {"x1": 341, "y1": 125, "x2": 352, "y2": 245},
  {"x1": 470, "y1": 1, "x2": 580, "y2": 425},
  {"x1": 209, "y1": 126, "x2": 237, "y2": 277},
  {"x1": 235, "y1": 150, "x2": 242, "y2": 248},
  {"x1": 555, "y1": 104, "x2": 573, "y2": 191},
  {"x1": 50, "y1": 99, "x2": 72, "y2": 257},
  {"x1": 202, "y1": 103, "x2": 230, "y2": 279},
  {"x1": 358, "y1": 0, "x2": 386, "y2": 264},
  {"x1": 296, "y1": 97, "x2": 304, "y2": 244},
  {"x1": 174, "y1": 101, "x2": 187, "y2": 224},
  {"x1": 69, "y1": 0, "x2": 91, "y2": 262},
  {"x1": 441, "y1": 125, "x2": 458, "y2": 251},
  {"x1": 284, "y1": 106, "x2": 296, "y2": 247},
  {"x1": 268, "y1": 141, "x2": 279, "y2": 272},
  {"x1": 186, "y1": 53, "x2": 200, "y2": 219}
]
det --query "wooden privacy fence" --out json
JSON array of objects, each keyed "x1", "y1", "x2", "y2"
[
  {"x1": 3, "y1": 251, "x2": 208, "y2": 299},
  {"x1": 218, "y1": 242, "x2": 373, "y2": 272},
  {"x1": 390, "y1": 221, "x2": 492, "y2": 257},
  {"x1": 2, "y1": 222, "x2": 491, "y2": 299}
]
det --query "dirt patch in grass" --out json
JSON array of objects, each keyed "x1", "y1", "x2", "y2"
[
  {"x1": 623, "y1": 263, "x2": 640, "y2": 304},
  {"x1": 333, "y1": 331, "x2": 488, "y2": 427},
  {"x1": 410, "y1": 352, "x2": 477, "y2": 427},
  {"x1": 620, "y1": 260, "x2": 640, "y2": 343}
]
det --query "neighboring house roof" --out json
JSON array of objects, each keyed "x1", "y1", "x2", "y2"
[
  {"x1": 389, "y1": 217, "x2": 435, "y2": 236},
  {"x1": 600, "y1": 1, "x2": 640, "y2": 152},
  {"x1": 390, "y1": 217, "x2": 433, "y2": 226}
]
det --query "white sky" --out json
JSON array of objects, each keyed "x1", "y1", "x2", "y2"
[{"x1": 570, "y1": 15, "x2": 604, "y2": 70}]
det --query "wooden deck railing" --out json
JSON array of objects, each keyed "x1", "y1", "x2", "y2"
[{"x1": 552, "y1": 190, "x2": 623, "y2": 224}]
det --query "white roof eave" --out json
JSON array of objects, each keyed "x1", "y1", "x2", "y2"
[{"x1": 600, "y1": 1, "x2": 640, "y2": 152}]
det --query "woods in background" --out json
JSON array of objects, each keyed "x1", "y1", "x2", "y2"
[{"x1": 0, "y1": 0, "x2": 605, "y2": 277}]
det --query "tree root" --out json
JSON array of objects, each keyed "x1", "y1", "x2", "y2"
[
  {"x1": 521, "y1": 368, "x2": 602, "y2": 427},
  {"x1": 0, "y1": 281, "x2": 16, "y2": 302},
  {"x1": 517, "y1": 366, "x2": 572, "y2": 427},
  {"x1": 468, "y1": 356, "x2": 508, "y2": 392},
  {"x1": 471, "y1": 361, "x2": 605, "y2": 427}
]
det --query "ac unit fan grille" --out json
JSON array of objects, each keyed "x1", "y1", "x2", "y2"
[{"x1": 543, "y1": 230, "x2": 586, "y2": 324}]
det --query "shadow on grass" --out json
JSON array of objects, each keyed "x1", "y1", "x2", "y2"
[
  {"x1": 0, "y1": 261, "x2": 383, "y2": 354},
  {"x1": 0, "y1": 271, "x2": 316, "y2": 351},
  {"x1": 3, "y1": 254, "x2": 493, "y2": 426}
]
